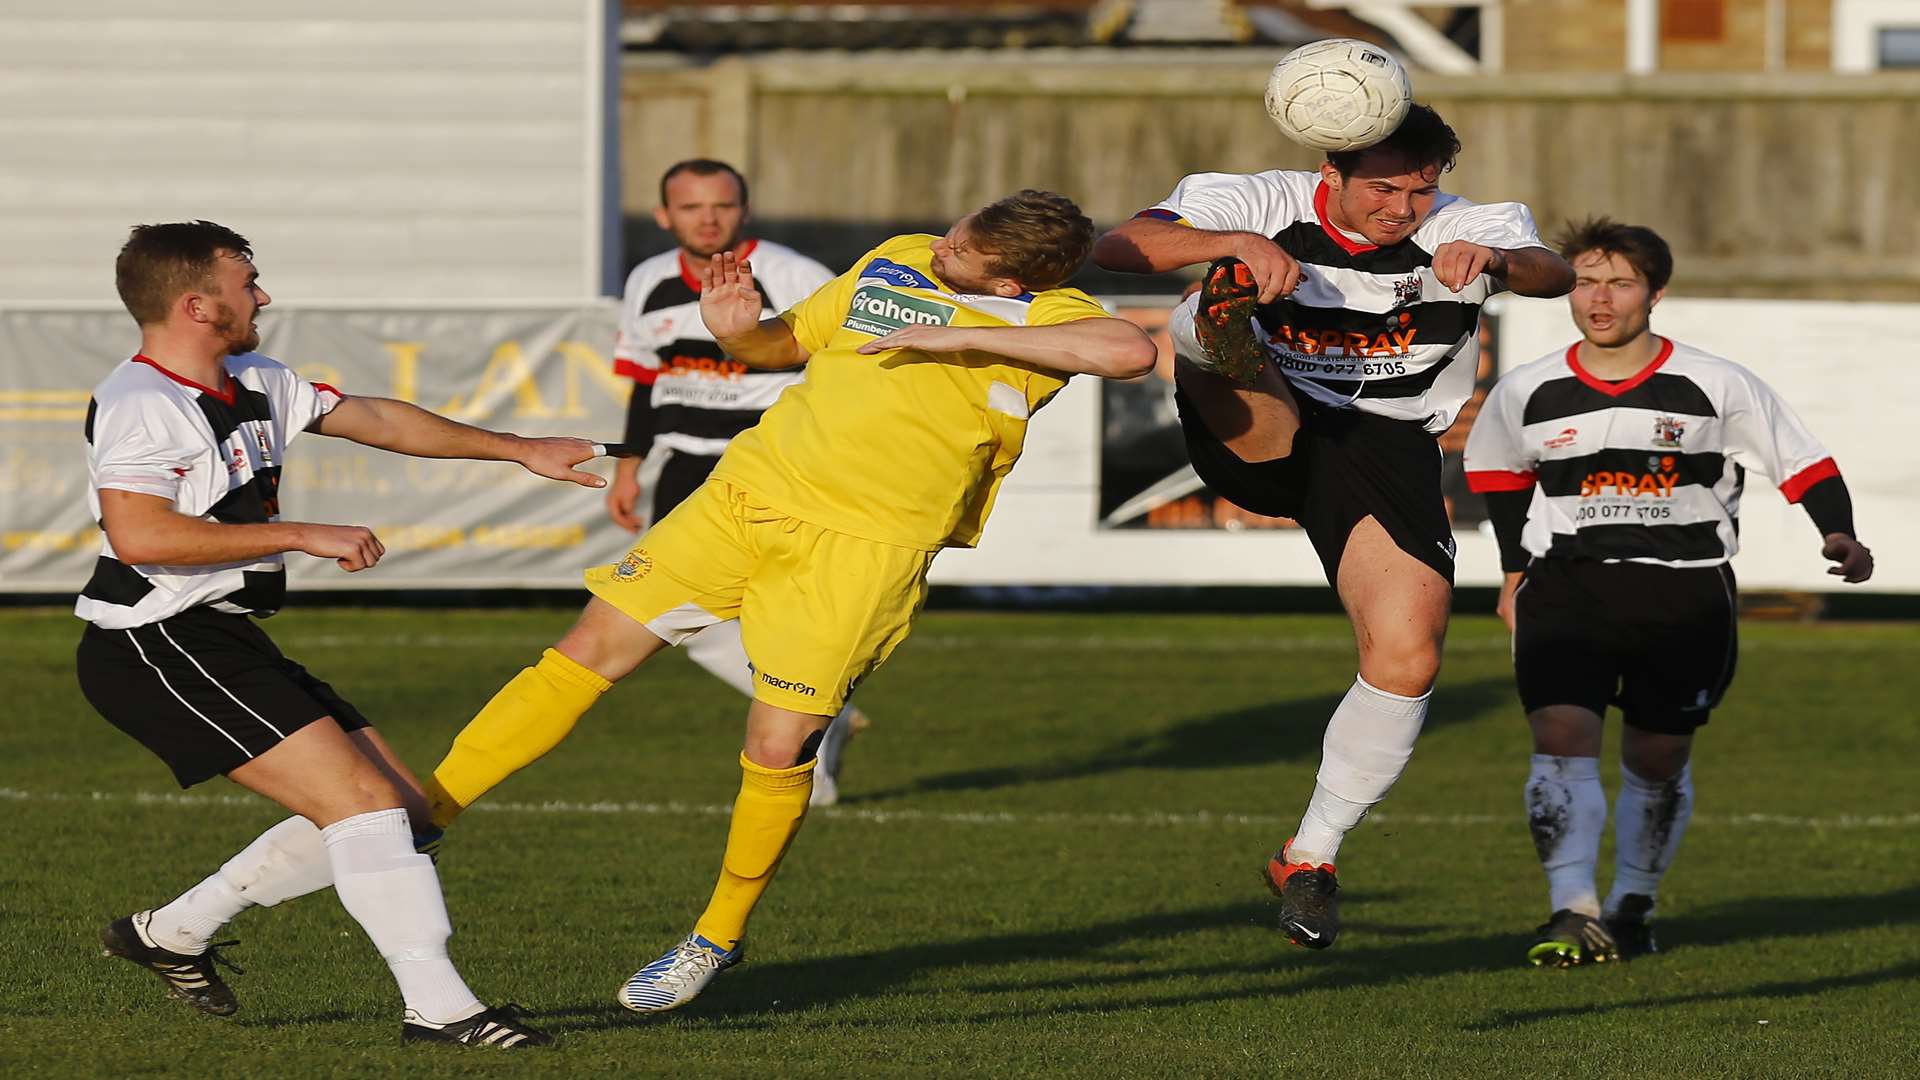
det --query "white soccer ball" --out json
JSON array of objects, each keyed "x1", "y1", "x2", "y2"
[{"x1": 1264, "y1": 38, "x2": 1413, "y2": 152}]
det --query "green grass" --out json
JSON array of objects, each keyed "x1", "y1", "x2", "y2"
[{"x1": 2, "y1": 607, "x2": 1916, "y2": 1077}]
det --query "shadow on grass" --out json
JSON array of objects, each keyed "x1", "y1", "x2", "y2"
[
  {"x1": 1655, "y1": 884, "x2": 1920, "y2": 955},
  {"x1": 531, "y1": 889, "x2": 1486, "y2": 1034},
  {"x1": 850, "y1": 675, "x2": 1516, "y2": 802},
  {"x1": 1466, "y1": 960, "x2": 1920, "y2": 1031},
  {"x1": 529, "y1": 882, "x2": 1920, "y2": 1034}
]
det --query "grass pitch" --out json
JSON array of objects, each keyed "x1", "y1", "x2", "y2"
[{"x1": 2, "y1": 606, "x2": 1916, "y2": 1078}]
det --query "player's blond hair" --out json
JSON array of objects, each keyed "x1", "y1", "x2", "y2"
[
  {"x1": 970, "y1": 190, "x2": 1094, "y2": 292},
  {"x1": 115, "y1": 221, "x2": 252, "y2": 327}
]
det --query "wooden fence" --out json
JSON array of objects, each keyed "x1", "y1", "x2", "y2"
[{"x1": 621, "y1": 56, "x2": 1920, "y2": 299}]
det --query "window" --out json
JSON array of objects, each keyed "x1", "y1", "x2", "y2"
[
  {"x1": 1880, "y1": 27, "x2": 1920, "y2": 68},
  {"x1": 1835, "y1": 0, "x2": 1920, "y2": 71}
]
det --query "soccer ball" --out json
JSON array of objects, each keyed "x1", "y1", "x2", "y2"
[{"x1": 1264, "y1": 39, "x2": 1412, "y2": 152}]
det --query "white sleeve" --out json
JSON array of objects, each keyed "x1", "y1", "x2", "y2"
[
  {"x1": 786, "y1": 255, "x2": 835, "y2": 300},
  {"x1": 1147, "y1": 172, "x2": 1301, "y2": 236},
  {"x1": 1721, "y1": 366, "x2": 1835, "y2": 498},
  {"x1": 1427, "y1": 200, "x2": 1548, "y2": 253},
  {"x1": 90, "y1": 396, "x2": 199, "y2": 501},
  {"x1": 1463, "y1": 376, "x2": 1538, "y2": 490},
  {"x1": 613, "y1": 269, "x2": 660, "y2": 377},
  {"x1": 254, "y1": 360, "x2": 344, "y2": 443}
]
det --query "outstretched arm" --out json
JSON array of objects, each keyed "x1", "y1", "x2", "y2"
[
  {"x1": 854, "y1": 318, "x2": 1158, "y2": 380},
  {"x1": 1094, "y1": 218, "x2": 1302, "y2": 302},
  {"x1": 312, "y1": 396, "x2": 605, "y2": 488},
  {"x1": 1432, "y1": 242, "x2": 1575, "y2": 297}
]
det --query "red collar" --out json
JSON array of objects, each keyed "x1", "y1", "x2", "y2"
[
  {"x1": 133, "y1": 354, "x2": 237, "y2": 405},
  {"x1": 1313, "y1": 182, "x2": 1378, "y2": 255},
  {"x1": 1565, "y1": 336, "x2": 1673, "y2": 396},
  {"x1": 677, "y1": 238, "x2": 759, "y2": 293}
]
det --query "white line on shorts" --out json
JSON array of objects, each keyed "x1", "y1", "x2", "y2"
[{"x1": 1, "y1": 787, "x2": 1913, "y2": 831}]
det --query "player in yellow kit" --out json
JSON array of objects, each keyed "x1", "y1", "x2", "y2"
[{"x1": 420, "y1": 189, "x2": 1157, "y2": 1012}]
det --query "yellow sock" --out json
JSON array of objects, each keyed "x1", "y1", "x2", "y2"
[
  {"x1": 424, "y1": 648, "x2": 610, "y2": 828},
  {"x1": 692, "y1": 753, "x2": 815, "y2": 950}
]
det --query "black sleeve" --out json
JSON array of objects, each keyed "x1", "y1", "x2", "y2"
[
  {"x1": 1484, "y1": 489, "x2": 1534, "y2": 573},
  {"x1": 1797, "y1": 474, "x2": 1855, "y2": 539},
  {"x1": 622, "y1": 380, "x2": 656, "y2": 451}
]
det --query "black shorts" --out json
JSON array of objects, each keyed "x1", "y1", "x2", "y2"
[
  {"x1": 1513, "y1": 558, "x2": 1738, "y2": 734},
  {"x1": 1174, "y1": 388, "x2": 1455, "y2": 585},
  {"x1": 650, "y1": 449, "x2": 722, "y2": 523},
  {"x1": 76, "y1": 607, "x2": 371, "y2": 788}
]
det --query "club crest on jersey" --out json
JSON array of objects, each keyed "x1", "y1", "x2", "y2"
[
  {"x1": 612, "y1": 549, "x2": 653, "y2": 581},
  {"x1": 1652, "y1": 415, "x2": 1686, "y2": 448},
  {"x1": 1392, "y1": 273, "x2": 1423, "y2": 308}
]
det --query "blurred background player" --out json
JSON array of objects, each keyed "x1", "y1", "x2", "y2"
[
  {"x1": 603, "y1": 158, "x2": 866, "y2": 806},
  {"x1": 422, "y1": 190, "x2": 1156, "y2": 1013},
  {"x1": 1464, "y1": 219, "x2": 1874, "y2": 967},
  {"x1": 1093, "y1": 104, "x2": 1574, "y2": 951},
  {"x1": 81, "y1": 222, "x2": 606, "y2": 1046}
]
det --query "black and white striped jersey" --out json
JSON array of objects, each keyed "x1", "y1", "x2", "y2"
[
  {"x1": 1150, "y1": 169, "x2": 1545, "y2": 434},
  {"x1": 1464, "y1": 337, "x2": 1838, "y2": 568},
  {"x1": 75, "y1": 354, "x2": 342, "y2": 629},
  {"x1": 614, "y1": 239, "x2": 834, "y2": 457}
]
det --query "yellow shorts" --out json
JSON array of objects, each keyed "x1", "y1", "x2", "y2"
[{"x1": 584, "y1": 479, "x2": 935, "y2": 715}]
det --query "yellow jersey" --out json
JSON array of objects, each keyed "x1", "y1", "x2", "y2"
[{"x1": 709, "y1": 234, "x2": 1109, "y2": 550}]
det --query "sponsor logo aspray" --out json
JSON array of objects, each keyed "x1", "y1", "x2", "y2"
[
  {"x1": 1269, "y1": 312, "x2": 1417, "y2": 357},
  {"x1": 845, "y1": 285, "x2": 956, "y2": 337},
  {"x1": 1581, "y1": 457, "x2": 1679, "y2": 497},
  {"x1": 663, "y1": 353, "x2": 749, "y2": 380}
]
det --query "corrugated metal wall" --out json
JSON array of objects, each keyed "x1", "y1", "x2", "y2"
[{"x1": 0, "y1": 0, "x2": 612, "y2": 304}]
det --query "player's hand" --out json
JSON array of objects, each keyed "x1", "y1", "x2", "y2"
[
  {"x1": 1822, "y1": 533, "x2": 1874, "y2": 583},
  {"x1": 515, "y1": 436, "x2": 607, "y2": 488},
  {"x1": 1229, "y1": 233, "x2": 1302, "y2": 302},
  {"x1": 1433, "y1": 241, "x2": 1504, "y2": 293},
  {"x1": 856, "y1": 324, "x2": 981, "y2": 355},
  {"x1": 605, "y1": 459, "x2": 644, "y2": 532},
  {"x1": 699, "y1": 251, "x2": 765, "y2": 341},
  {"x1": 300, "y1": 524, "x2": 385, "y2": 573},
  {"x1": 1495, "y1": 571, "x2": 1523, "y2": 633}
]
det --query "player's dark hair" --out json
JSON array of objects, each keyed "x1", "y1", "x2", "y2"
[
  {"x1": 969, "y1": 189, "x2": 1095, "y2": 292},
  {"x1": 1555, "y1": 217, "x2": 1673, "y2": 292},
  {"x1": 115, "y1": 221, "x2": 253, "y2": 327},
  {"x1": 1326, "y1": 103, "x2": 1460, "y2": 178},
  {"x1": 659, "y1": 158, "x2": 749, "y2": 208}
]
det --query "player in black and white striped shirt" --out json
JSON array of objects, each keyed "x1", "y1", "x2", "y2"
[
  {"x1": 1464, "y1": 219, "x2": 1872, "y2": 966},
  {"x1": 79, "y1": 221, "x2": 605, "y2": 1046},
  {"x1": 597, "y1": 159, "x2": 865, "y2": 807},
  {"x1": 1096, "y1": 104, "x2": 1575, "y2": 951}
]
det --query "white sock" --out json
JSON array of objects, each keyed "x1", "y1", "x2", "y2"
[
  {"x1": 1525, "y1": 754, "x2": 1606, "y2": 917},
  {"x1": 322, "y1": 808, "x2": 483, "y2": 1025},
  {"x1": 1289, "y1": 676, "x2": 1430, "y2": 866},
  {"x1": 146, "y1": 816, "x2": 335, "y2": 954},
  {"x1": 146, "y1": 874, "x2": 249, "y2": 955},
  {"x1": 684, "y1": 619, "x2": 756, "y2": 697},
  {"x1": 1605, "y1": 763, "x2": 1694, "y2": 915}
]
